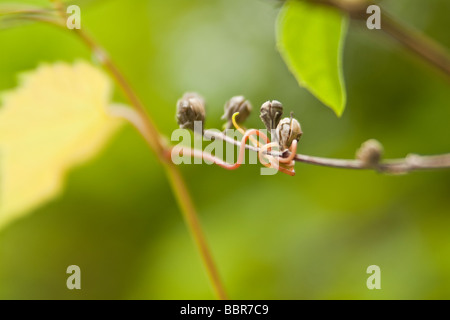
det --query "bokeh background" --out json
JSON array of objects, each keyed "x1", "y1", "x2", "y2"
[{"x1": 0, "y1": 0, "x2": 449, "y2": 299}]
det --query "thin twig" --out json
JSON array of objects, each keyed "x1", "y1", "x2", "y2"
[
  {"x1": 73, "y1": 29, "x2": 228, "y2": 301},
  {"x1": 204, "y1": 129, "x2": 450, "y2": 174},
  {"x1": 162, "y1": 163, "x2": 228, "y2": 300},
  {"x1": 17, "y1": 2, "x2": 228, "y2": 300},
  {"x1": 108, "y1": 109, "x2": 227, "y2": 299},
  {"x1": 73, "y1": 29, "x2": 166, "y2": 156},
  {"x1": 300, "y1": 0, "x2": 450, "y2": 79},
  {"x1": 380, "y1": 12, "x2": 450, "y2": 78}
]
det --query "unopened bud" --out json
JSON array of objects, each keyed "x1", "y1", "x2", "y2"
[
  {"x1": 260, "y1": 100, "x2": 283, "y2": 132},
  {"x1": 176, "y1": 92, "x2": 206, "y2": 133},
  {"x1": 276, "y1": 116, "x2": 302, "y2": 150},
  {"x1": 356, "y1": 139, "x2": 383, "y2": 167},
  {"x1": 221, "y1": 95, "x2": 252, "y2": 129}
]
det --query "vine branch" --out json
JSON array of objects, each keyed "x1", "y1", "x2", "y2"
[
  {"x1": 300, "y1": 0, "x2": 450, "y2": 79},
  {"x1": 72, "y1": 23, "x2": 229, "y2": 301},
  {"x1": 204, "y1": 130, "x2": 450, "y2": 174}
]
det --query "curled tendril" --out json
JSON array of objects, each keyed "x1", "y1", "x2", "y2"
[
  {"x1": 231, "y1": 112, "x2": 261, "y2": 148},
  {"x1": 232, "y1": 112, "x2": 296, "y2": 175},
  {"x1": 171, "y1": 129, "x2": 268, "y2": 171},
  {"x1": 171, "y1": 113, "x2": 297, "y2": 175},
  {"x1": 258, "y1": 142, "x2": 296, "y2": 176}
]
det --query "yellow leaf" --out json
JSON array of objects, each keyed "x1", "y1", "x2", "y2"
[{"x1": 0, "y1": 61, "x2": 123, "y2": 228}]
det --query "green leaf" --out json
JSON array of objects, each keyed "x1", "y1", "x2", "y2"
[{"x1": 277, "y1": 0, "x2": 348, "y2": 116}]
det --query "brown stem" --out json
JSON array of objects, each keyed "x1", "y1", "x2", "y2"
[
  {"x1": 31, "y1": 1, "x2": 229, "y2": 299},
  {"x1": 299, "y1": 0, "x2": 450, "y2": 79},
  {"x1": 109, "y1": 107, "x2": 227, "y2": 299},
  {"x1": 163, "y1": 163, "x2": 227, "y2": 299},
  {"x1": 73, "y1": 29, "x2": 165, "y2": 156},
  {"x1": 380, "y1": 12, "x2": 450, "y2": 78},
  {"x1": 73, "y1": 29, "x2": 228, "y2": 300}
]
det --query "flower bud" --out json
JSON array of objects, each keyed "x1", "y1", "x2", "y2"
[
  {"x1": 276, "y1": 117, "x2": 302, "y2": 150},
  {"x1": 176, "y1": 92, "x2": 206, "y2": 133},
  {"x1": 260, "y1": 100, "x2": 283, "y2": 132},
  {"x1": 221, "y1": 95, "x2": 252, "y2": 129},
  {"x1": 356, "y1": 139, "x2": 383, "y2": 167}
]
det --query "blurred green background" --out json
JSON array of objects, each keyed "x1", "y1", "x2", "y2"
[{"x1": 0, "y1": 0, "x2": 449, "y2": 299}]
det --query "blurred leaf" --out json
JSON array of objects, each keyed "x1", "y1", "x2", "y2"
[
  {"x1": 0, "y1": 61, "x2": 123, "y2": 228},
  {"x1": 0, "y1": 3, "x2": 46, "y2": 14},
  {"x1": 277, "y1": 0, "x2": 348, "y2": 116}
]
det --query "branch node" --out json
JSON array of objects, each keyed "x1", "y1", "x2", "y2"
[{"x1": 356, "y1": 139, "x2": 384, "y2": 168}]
